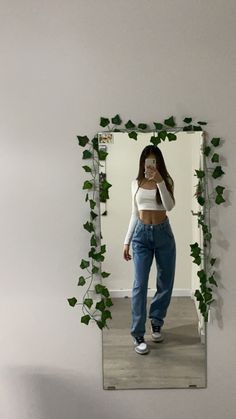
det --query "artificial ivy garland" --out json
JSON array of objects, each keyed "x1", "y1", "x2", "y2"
[{"x1": 67, "y1": 114, "x2": 225, "y2": 329}]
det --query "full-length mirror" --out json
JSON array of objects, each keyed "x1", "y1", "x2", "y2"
[{"x1": 98, "y1": 131, "x2": 206, "y2": 390}]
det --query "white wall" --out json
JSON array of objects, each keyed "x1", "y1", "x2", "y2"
[{"x1": 0, "y1": 1, "x2": 236, "y2": 418}]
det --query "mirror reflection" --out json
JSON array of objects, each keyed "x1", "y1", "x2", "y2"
[{"x1": 99, "y1": 131, "x2": 206, "y2": 390}]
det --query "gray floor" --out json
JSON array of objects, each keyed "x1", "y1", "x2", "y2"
[{"x1": 102, "y1": 296, "x2": 207, "y2": 390}]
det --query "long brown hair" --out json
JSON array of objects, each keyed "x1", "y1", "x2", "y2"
[{"x1": 136, "y1": 145, "x2": 175, "y2": 205}]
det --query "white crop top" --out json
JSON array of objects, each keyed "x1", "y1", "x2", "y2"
[{"x1": 124, "y1": 179, "x2": 175, "y2": 245}]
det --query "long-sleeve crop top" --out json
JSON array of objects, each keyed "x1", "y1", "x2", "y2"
[{"x1": 124, "y1": 179, "x2": 175, "y2": 245}]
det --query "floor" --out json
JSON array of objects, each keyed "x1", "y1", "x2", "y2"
[{"x1": 102, "y1": 296, "x2": 207, "y2": 390}]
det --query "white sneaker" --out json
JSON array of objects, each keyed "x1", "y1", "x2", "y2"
[
  {"x1": 133, "y1": 336, "x2": 149, "y2": 354},
  {"x1": 151, "y1": 322, "x2": 164, "y2": 342}
]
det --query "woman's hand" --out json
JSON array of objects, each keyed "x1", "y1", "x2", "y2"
[
  {"x1": 123, "y1": 244, "x2": 132, "y2": 261},
  {"x1": 146, "y1": 166, "x2": 163, "y2": 183}
]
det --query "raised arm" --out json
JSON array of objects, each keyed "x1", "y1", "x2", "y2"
[{"x1": 157, "y1": 180, "x2": 175, "y2": 211}]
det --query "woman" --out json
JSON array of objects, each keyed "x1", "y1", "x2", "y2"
[{"x1": 123, "y1": 145, "x2": 176, "y2": 355}]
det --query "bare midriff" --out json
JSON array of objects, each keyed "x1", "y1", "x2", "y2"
[{"x1": 138, "y1": 209, "x2": 167, "y2": 225}]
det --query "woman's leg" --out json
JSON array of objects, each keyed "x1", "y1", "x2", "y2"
[
  {"x1": 149, "y1": 225, "x2": 176, "y2": 327},
  {"x1": 131, "y1": 239, "x2": 154, "y2": 337}
]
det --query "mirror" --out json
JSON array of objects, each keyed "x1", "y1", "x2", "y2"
[{"x1": 98, "y1": 131, "x2": 206, "y2": 390}]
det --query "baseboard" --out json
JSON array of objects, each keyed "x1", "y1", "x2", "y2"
[{"x1": 109, "y1": 288, "x2": 192, "y2": 298}]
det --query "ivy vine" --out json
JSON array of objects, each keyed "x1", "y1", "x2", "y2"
[{"x1": 68, "y1": 114, "x2": 226, "y2": 328}]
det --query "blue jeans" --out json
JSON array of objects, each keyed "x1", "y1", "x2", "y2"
[{"x1": 131, "y1": 216, "x2": 176, "y2": 337}]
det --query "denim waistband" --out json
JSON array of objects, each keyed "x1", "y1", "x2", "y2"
[{"x1": 136, "y1": 216, "x2": 170, "y2": 231}]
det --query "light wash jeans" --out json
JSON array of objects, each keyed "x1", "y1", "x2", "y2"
[{"x1": 130, "y1": 216, "x2": 176, "y2": 337}]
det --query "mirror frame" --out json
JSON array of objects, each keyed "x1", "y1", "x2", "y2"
[{"x1": 67, "y1": 114, "x2": 226, "y2": 330}]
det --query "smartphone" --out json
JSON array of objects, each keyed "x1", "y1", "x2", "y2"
[{"x1": 145, "y1": 158, "x2": 156, "y2": 178}]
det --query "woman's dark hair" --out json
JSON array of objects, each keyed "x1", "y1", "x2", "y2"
[{"x1": 136, "y1": 144, "x2": 175, "y2": 205}]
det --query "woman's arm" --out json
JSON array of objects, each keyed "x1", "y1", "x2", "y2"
[
  {"x1": 124, "y1": 181, "x2": 139, "y2": 245},
  {"x1": 157, "y1": 180, "x2": 175, "y2": 211}
]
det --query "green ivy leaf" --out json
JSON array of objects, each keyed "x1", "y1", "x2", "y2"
[
  {"x1": 215, "y1": 186, "x2": 225, "y2": 195},
  {"x1": 194, "y1": 256, "x2": 202, "y2": 265},
  {"x1": 82, "y1": 150, "x2": 92, "y2": 159},
  {"x1": 84, "y1": 298, "x2": 93, "y2": 309},
  {"x1": 212, "y1": 166, "x2": 225, "y2": 179},
  {"x1": 182, "y1": 125, "x2": 193, "y2": 131},
  {"x1": 105, "y1": 298, "x2": 113, "y2": 307},
  {"x1": 197, "y1": 121, "x2": 207, "y2": 125},
  {"x1": 78, "y1": 276, "x2": 86, "y2": 286},
  {"x1": 195, "y1": 169, "x2": 205, "y2": 179},
  {"x1": 190, "y1": 242, "x2": 201, "y2": 258},
  {"x1": 204, "y1": 232, "x2": 212, "y2": 241},
  {"x1": 100, "y1": 117, "x2": 110, "y2": 127},
  {"x1": 211, "y1": 137, "x2": 220, "y2": 147},
  {"x1": 101, "y1": 287, "x2": 110, "y2": 297},
  {"x1": 194, "y1": 289, "x2": 203, "y2": 302},
  {"x1": 167, "y1": 133, "x2": 177, "y2": 141},
  {"x1": 164, "y1": 116, "x2": 176, "y2": 127},
  {"x1": 204, "y1": 291, "x2": 213, "y2": 303},
  {"x1": 100, "y1": 179, "x2": 112, "y2": 191},
  {"x1": 67, "y1": 297, "x2": 77, "y2": 307},
  {"x1": 211, "y1": 153, "x2": 219, "y2": 163},
  {"x1": 92, "y1": 137, "x2": 99, "y2": 152},
  {"x1": 77, "y1": 135, "x2": 90, "y2": 147},
  {"x1": 150, "y1": 135, "x2": 161, "y2": 146},
  {"x1": 111, "y1": 114, "x2": 122, "y2": 125},
  {"x1": 85, "y1": 193, "x2": 89, "y2": 202},
  {"x1": 80, "y1": 259, "x2": 90, "y2": 269},
  {"x1": 101, "y1": 310, "x2": 112, "y2": 321},
  {"x1": 82, "y1": 165, "x2": 92, "y2": 173},
  {"x1": 159, "y1": 130, "x2": 168, "y2": 141},
  {"x1": 95, "y1": 284, "x2": 110, "y2": 297},
  {"x1": 89, "y1": 248, "x2": 104, "y2": 262},
  {"x1": 125, "y1": 120, "x2": 136, "y2": 129},
  {"x1": 83, "y1": 221, "x2": 94, "y2": 233},
  {"x1": 199, "y1": 301, "x2": 207, "y2": 313},
  {"x1": 90, "y1": 235, "x2": 97, "y2": 247},
  {"x1": 92, "y1": 265, "x2": 99, "y2": 274},
  {"x1": 96, "y1": 320, "x2": 106, "y2": 329},
  {"x1": 83, "y1": 180, "x2": 93, "y2": 190},
  {"x1": 95, "y1": 284, "x2": 103, "y2": 294},
  {"x1": 101, "y1": 271, "x2": 111, "y2": 278},
  {"x1": 203, "y1": 146, "x2": 211, "y2": 156},
  {"x1": 197, "y1": 270, "x2": 207, "y2": 284},
  {"x1": 138, "y1": 123, "x2": 148, "y2": 130},
  {"x1": 100, "y1": 189, "x2": 109, "y2": 202},
  {"x1": 215, "y1": 194, "x2": 225, "y2": 205},
  {"x1": 98, "y1": 149, "x2": 108, "y2": 160},
  {"x1": 101, "y1": 245, "x2": 106, "y2": 254},
  {"x1": 183, "y1": 117, "x2": 192, "y2": 124},
  {"x1": 197, "y1": 196, "x2": 205, "y2": 206},
  {"x1": 81, "y1": 315, "x2": 91, "y2": 325},
  {"x1": 209, "y1": 275, "x2": 218, "y2": 287},
  {"x1": 210, "y1": 258, "x2": 216, "y2": 266},
  {"x1": 193, "y1": 125, "x2": 203, "y2": 131},
  {"x1": 202, "y1": 224, "x2": 208, "y2": 234},
  {"x1": 89, "y1": 199, "x2": 96, "y2": 210},
  {"x1": 95, "y1": 299, "x2": 106, "y2": 312},
  {"x1": 128, "y1": 131, "x2": 138, "y2": 140},
  {"x1": 90, "y1": 211, "x2": 98, "y2": 220},
  {"x1": 153, "y1": 122, "x2": 163, "y2": 130}
]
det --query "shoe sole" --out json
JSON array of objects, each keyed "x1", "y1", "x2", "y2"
[
  {"x1": 134, "y1": 347, "x2": 149, "y2": 354},
  {"x1": 151, "y1": 334, "x2": 164, "y2": 343}
]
